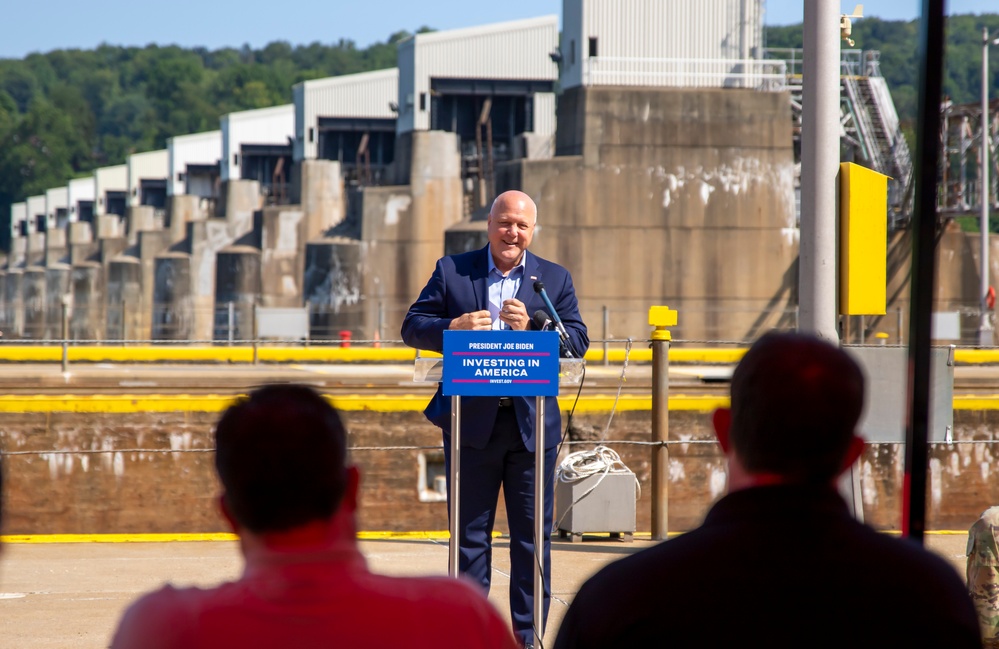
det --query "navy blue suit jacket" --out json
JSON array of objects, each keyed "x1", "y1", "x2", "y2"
[{"x1": 402, "y1": 246, "x2": 588, "y2": 452}]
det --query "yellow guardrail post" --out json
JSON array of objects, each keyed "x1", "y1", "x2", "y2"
[{"x1": 649, "y1": 305, "x2": 677, "y2": 541}]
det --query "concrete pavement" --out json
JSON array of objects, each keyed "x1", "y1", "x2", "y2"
[{"x1": 0, "y1": 533, "x2": 971, "y2": 648}]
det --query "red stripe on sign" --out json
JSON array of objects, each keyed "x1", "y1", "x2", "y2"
[{"x1": 452, "y1": 352, "x2": 551, "y2": 356}]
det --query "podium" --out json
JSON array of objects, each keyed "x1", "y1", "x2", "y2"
[{"x1": 414, "y1": 330, "x2": 583, "y2": 646}]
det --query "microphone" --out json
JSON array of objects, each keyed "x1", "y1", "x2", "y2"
[
  {"x1": 532, "y1": 310, "x2": 552, "y2": 331},
  {"x1": 532, "y1": 282, "x2": 575, "y2": 358}
]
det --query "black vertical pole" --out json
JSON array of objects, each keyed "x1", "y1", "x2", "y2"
[{"x1": 904, "y1": 0, "x2": 946, "y2": 544}]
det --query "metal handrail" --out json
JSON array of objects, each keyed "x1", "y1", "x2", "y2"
[{"x1": 583, "y1": 56, "x2": 787, "y2": 91}]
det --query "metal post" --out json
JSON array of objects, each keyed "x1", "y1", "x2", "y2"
[
  {"x1": 898, "y1": 306, "x2": 904, "y2": 344},
  {"x1": 649, "y1": 306, "x2": 676, "y2": 541},
  {"x1": 533, "y1": 396, "x2": 546, "y2": 648},
  {"x1": 61, "y1": 298, "x2": 69, "y2": 373},
  {"x1": 252, "y1": 305, "x2": 259, "y2": 365},
  {"x1": 981, "y1": 27, "x2": 995, "y2": 346},
  {"x1": 377, "y1": 301, "x2": 385, "y2": 347},
  {"x1": 903, "y1": 0, "x2": 946, "y2": 544},
  {"x1": 228, "y1": 301, "x2": 235, "y2": 345},
  {"x1": 799, "y1": 0, "x2": 840, "y2": 342},
  {"x1": 304, "y1": 300, "x2": 311, "y2": 348},
  {"x1": 602, "y1": 305, "x2": 609, "y2": 366},
  {"x1": 448, "y1": 396, "x2": 461, "y2": 577}
]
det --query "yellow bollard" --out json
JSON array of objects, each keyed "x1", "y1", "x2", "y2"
[{"x1": 649, "y1": 306, "x2": 677, "y2": 541}]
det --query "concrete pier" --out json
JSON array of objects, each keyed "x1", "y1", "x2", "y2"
[
  {"x1": 214, "y1": 246, "x2": 261, "y2": 341},
  {"x1": 152, "y1": 252, "x2": 193, "y2": 341},
  {"x1": 293, "y1": 159, "x2": 344, "y2": 239},
  {"x1": 106, "y1": 257, "x2": 141, "y2": 341},
  {"x1": 258, "y1": 206, "x2": 305, "y2": 307},
  {"x1": 71, "y1": 261, "x2": 105, "y2": 340},
  {"x1": 44, "y1": 264, "x2": 71, "y2": 340},
  {"x1": 303, "y1": 239, "x2": 364, "y2": 339},
  {"x1": 22, "y1": 267, "x2": 47, "y2": 339},
  {"x1": 4, "y1": 268, "x2": 23, "y2": 337}
]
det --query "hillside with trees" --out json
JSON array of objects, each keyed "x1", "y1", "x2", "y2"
[{"x1": 0, "y1": 30, "x2": 424, "y2": 240}]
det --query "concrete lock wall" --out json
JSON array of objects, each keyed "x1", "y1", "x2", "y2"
[
  {"x1": 258, "y1": 206, "x2": 305, "y2": 308},
  {"x1": 43, "y1": 265, "x2": 71, "y2": 340},
  {"x1": 67, "y1": 222, "x2": 98, "y2": 266},
  {"x1": 293, "y1": 159, "x2": 344, "y2": 240},
  {"x1": 5, "y1": 269, "x2": 23, "y2": 337},
  {"x1": 4, "y1": 407, "x2": 999, "y2": 535},
  {"x1": 214, "y1": 246, "x2": 261, "y2": 341},
  {"x1": 26, "y1": 232, "x2": 46, "y2": 267},
  {"x1": 357, "y1": 131, "x2": 464, "y2": 339},
  {"x1": 138, "y1": 230, "x2": 173, "y2": 340},
  {"x1": 497, "y1": 85, "x2": 797, "y2": 341},
  {"x1": 152, "y1": 252, "x2": 193, "y2": 341},
  {"x1": 303, "y1": 240, "x2": 365, "y2": 339},
  {"x1": 167, "y1": 194, "x2": 204, "y2": 244},
  {"x1": 445, "y1": 220, "x2": 490, "y2": 257},
  {"x1": 186, "y1": 180, "x2": 260, "y2": 341},
  {"x1": 106, "y1": 258, "x2": 141, "y2": 341},
  {"x1": 44, "y1": 228, "x2": 67, "y2": 266},
  {"x1": 22, "y1": 267, "x2": 47, "y2": 339},
  {"x1": 216, "y1": 179, "x2": 261, "y2": 223},
  {"x1": 70, "y1": 262, "x2": 105, "y2": 340},
  {"x1": 126, "y1": 205, "x2": 157, "y2": 245}
]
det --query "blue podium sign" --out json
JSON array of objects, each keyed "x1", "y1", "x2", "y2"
[{"x1": 442, "y1": 330, "x2": 560, "y2": 397}]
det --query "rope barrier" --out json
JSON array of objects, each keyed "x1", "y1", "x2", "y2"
[{"x1": 6, "y1": 438, "x2": 991, "y2": 457}]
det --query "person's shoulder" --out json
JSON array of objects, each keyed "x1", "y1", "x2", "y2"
[
  {"x1": 448, "y1": 247, "x2": 487, "y2": 265},
  {"x1": 575, "y1": 533, "x2": 699, "y2": 601},
  {"x1": 436, "y1": 247, "x2": 487, "y2": 275},
  {"x1": 359, "y1": 574, "x2": 519, "y2": 648},
  {"x1": 110, "y1": 584, "x2": 206, "y2": 648},
  {"x1": 377, "y1": 572, "x2": 492, "y2": 606}
]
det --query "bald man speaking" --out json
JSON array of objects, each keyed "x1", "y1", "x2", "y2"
[{"x1": 402, "y1": 190, "x2": 588, "y2": 648}]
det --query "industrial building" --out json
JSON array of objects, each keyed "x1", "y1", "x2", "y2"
[
  {"x1": 127, "y1": 149, "x2": 169, "y2": 210},
  {"x1": 45, "y1": 187, "x2": 68, "y2": 231},
  {"x1": 25, "y1": 195, "x2": 46, "y2": 234},
  {"x1": 9, "y1": 202, "x2": 26, "y2": 241},
  {"x1": 560, "y1": 0, "x2": 764, "y2": 89},
  {"x1": 93, "y1": 164, "x2": 128, "y2": 219},
  {"x1": 397, "y1": 15, "x2": 558, "y2": 204},
  {"x1": 67, "y1": 177, "x2": 95, "y2": 225},
  {"x1": 293, "y1": 68, "x2": 399, "y2": 185},
  {"x1": 221, "y1": 104, "x2": 295, "y2": 203},
  {"x1": 167, "y1": 130, "x2": 222, "y2": 200}
]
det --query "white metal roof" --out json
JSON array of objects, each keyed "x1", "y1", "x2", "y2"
[
  {"x1": 167, "y1": 130, "x2": 222, "y2": 196},
  {"x1": 293, "y1": 69, "x2": 399, "y2": 161}
]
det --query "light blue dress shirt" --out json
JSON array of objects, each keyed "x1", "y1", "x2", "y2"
[{"x1": 486, "y1": 248, "x2": 527, "y2": 330}]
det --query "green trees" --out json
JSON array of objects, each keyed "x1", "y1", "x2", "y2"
[
  {"x1": 0, "y1": 31, "x2": 420, "y2": 247},
  {"x1": 765, "y1": 14, "x2": 999, "y2": 126}
]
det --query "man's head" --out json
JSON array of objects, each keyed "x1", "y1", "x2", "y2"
[
  {"x1": 487, "y1": 190, "x2": 537, "y2": 273},
  {"x1": 214, "y1": 385, "x2": 351, "y2": 534},
  {"x1": 715, "y1": 332, "x2": 866, "y2": 486}
]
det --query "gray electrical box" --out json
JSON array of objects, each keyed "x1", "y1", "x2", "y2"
[
  {"x1": 844, "y1": 346, "x2": 954, "y2": 442},
  {"x1": 555, "y1": 471, "x2": 637, "y2": 542}
]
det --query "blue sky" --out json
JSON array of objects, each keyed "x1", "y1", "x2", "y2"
[{"x1": 0, "y1": 0, "x2": 995, "y2": 59}]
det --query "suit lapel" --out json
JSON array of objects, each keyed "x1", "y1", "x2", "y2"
[
  {"x1": 470, "y1": 246, "x2": 490, "y2": 311},
  {"x1": 517, "y1": 252, "x2": 541, "y2": 307}
]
